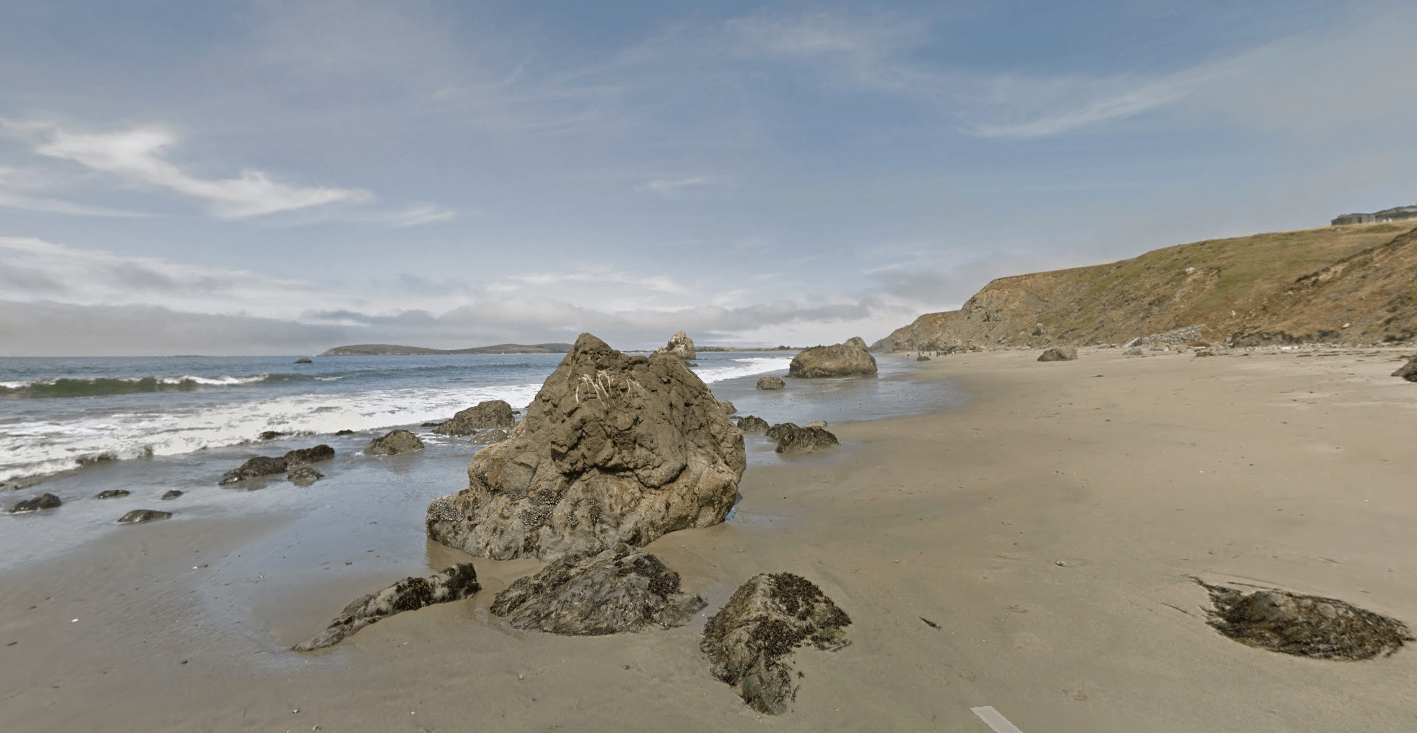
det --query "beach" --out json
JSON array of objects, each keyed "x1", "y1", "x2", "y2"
[{"x1": 3, "y1": 346, "x2": 1416, "y2": 732}]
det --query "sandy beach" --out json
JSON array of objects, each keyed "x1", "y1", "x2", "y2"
[{"x1": 4, "y1": 346, "x2": 1416, "y2": 732}]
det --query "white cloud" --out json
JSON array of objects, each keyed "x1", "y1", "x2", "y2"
[
  {"x1": 385, "y1": 203, "x2": 456, "y2": 227},
  {"x1": 638, "y1": 176, "x2": 711, "y2": 198}
]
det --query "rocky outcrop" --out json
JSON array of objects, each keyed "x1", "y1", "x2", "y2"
[
  {"x1": 96, "y1": 490, "x2": 130, "y2": 499},
  {"x1": 788, "y1": 339, "x2": 877, "y2": 378},
  {"x1": 489, "y1": 544, "x2": 705, "y2": 635},
  {"x1": 284, "y1": 445, "x2": 335, "y2": 465},
  {"x1": 289, "y1": 467, "x2": 324, "y2": 486},
  {"x1": 701, "y1": 573, "x2": 852, "y2": 715},
  {"x1": 772, "y1": 425, "x2": 839, "y2": 454},
  {"x1": 426, "y1": 333, "x2": 745, "y2": 562},
  {"x1": 1037, "y1": 347, "x2": 1078, "y2": 362},
  {"x1": 756, "y1": 376, "x2": 785, "y2": 390},
  {"x1": 433, "y1": 401, "x2": 516, "y2": 436},
  {"x1": 366, "y1": 429, "x2": 424, "y2": 456},
  {"x1": 294, "y1": 564, "x2": 481, "y2": 651},
  {"x1": 652, "y1": 330, "x2": 696, "y2": 361},
  {"x1": 118, "y1": 509, "x2": 171, "y2": 524},
  {"x1": 10, "y1": 493, "x2": 62, "y2": 513},
  {"x1": 219, "y1": 456, "x2": 288, "y2": 485},
  {"x1": 735, "y1": 415, "x2": 770, "y2": 433},
  {"x1": 1393, "y1": 356, "x2": 1417, "y2": 382}
]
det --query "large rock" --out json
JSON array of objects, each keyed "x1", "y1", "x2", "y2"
[
  {"x1": 366, "y1": 429, "x2": 424, "y2": 456},
  {"x1": 489, "y1": 544, "x2": 705, "y2": 635},
  {"x1": 10, "y1": 493, "x2": 62, "y2": 513},
  {"x1": 764, "y1": 422, "x2": 799, "y2": 442},
  {"x1": 218, "y1": 456, "x2": 287, "y2": 485},
  {"x1": 756, "y1": 376, "x2": 785, "y2": 390},
  {"x1": 735, "y1": 415, "x2": 770, "y2": 433},
  {"x1": 652, "y1": 330, "x2": 696, "y2": 361},
  {"x1": 1393, "y1": 356, "x2": 1417, "y2": 382},
  {"x1": 701, "y1": 573, "x2": 852, "y2": 715},
  {"x1": 434, "y1": 401, "x2": 516, "y2": 436},
  {"x1": 788, "y1": 339, "x2": 877, "y2": 378},
  {"x1": 426, "y1": 333, "x2": 745, "y2": 562},
  {"x1": 294, "y1": 564, "x2": 480, "y2": 651},
  {"x1": 1037, "y1": 346, "x2": 1078, "y2": 362}
]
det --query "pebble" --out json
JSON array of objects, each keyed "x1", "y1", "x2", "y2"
[{"x1": 1055, "y1": 560, "x2": 1066, "y2": 567}]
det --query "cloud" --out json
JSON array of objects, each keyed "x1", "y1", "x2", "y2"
[
  {"x1": 384, "y1": 203, "x2": 456, "y2": 227},
  {"x1": 505, "y1": 266, "x2": 687, "y2": 295},
  {"x1": 638, "y1": 177, "x2": 712, "y2": 198}
]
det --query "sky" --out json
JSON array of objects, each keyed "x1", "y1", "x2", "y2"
[{"x1": 2, "y1": 0, "x2": 1415, "y2": 355}]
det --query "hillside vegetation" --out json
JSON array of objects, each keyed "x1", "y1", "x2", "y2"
[{"x1": 880, "y1": 222, "x2": 1417, "y2": 352}]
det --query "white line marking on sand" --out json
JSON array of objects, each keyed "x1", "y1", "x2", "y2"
[{"x1": 971, "y1": 706, "x2": 1024, "y2": 733}]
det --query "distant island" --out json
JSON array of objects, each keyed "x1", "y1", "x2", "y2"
[{"x1": 320, "y1": 343, "x2": 575, "y2": 356}]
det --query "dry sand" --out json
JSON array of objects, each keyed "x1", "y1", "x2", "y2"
[{"x1": 3, "y1": 347, "x2": 1417, "y2": 732}]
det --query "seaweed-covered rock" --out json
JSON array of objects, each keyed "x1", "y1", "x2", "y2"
[
  {"x1": 426, "y1": 333, "x2": 745, "y2": 562},
  {"x1": 10, "y1": 493, "x2": 62, "y2": 513},
  {"x1": 1198, "y1": 580, "x2": 1413, "y2": 660},
  {"x1": 736, "y1": 415, "x2": 770, "y2": 433},
  {"x1": 161, "y1": 490, "x2": 183, "y2": 500},
  {"x1": 471, "y1": 428, "x2": 509, "y2": 445},
  {"x1": 765, "y1": 424, "x2": 838, "y2": 454},
  {"x1": 1393, "y1": 356, "x2": 1417, "y2": 382},
  {"x1": 218, "y1": 456, "x2": 287, "y2": 485},
  {"x1": 289, "y1": 467, "x2": 324, "y2": 486},
  {"x1": 118, "y1": 509, "x2": 171, "y2": 524},
  {"x1": 366, "y1": 429, "x2": 424, "y2": 456},
  {"x1": 1037, "y1": 347, "x2": 1078, "y2": 362},
  {"x1": 788, "y1": 339, "x2": 877, "y2": 379},
  {"x1": 490, "y1": 545, "x2": 705, "y2": 635},
  {"x1": 701, "y1": 573, "x2": 852, "y2": 715},
  {"x1": 294, "y1": 564, "x2": 480, "y2": 651},
  {"x1": 434, "y1": 401, "x2": 516, "y2": 436},
  {"x1": 283, "y1": 444, "x2": 335, "y2": 465},
  {"x1": 96, "y1": 489, "x2": 130, "y2": 499},
  {"x1": 652, "y1": 330, "x2": 696, "y2": 361},
  {"x1": 756, "y1": 376, "x2": 785, "y2": 390}
]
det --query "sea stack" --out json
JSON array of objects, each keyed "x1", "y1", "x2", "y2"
[
  {"x1": 787, "y1": 337, "x2": 877, "y2": 378},
  {"x1": 426, "y1": 333, "x2": 745, "y2": 562},
  {"x1": 652, "y1": 330, "x2": 696, "y2": 361}
]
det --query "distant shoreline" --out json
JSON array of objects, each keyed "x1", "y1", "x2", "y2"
[{"x1": 319, "y1": 343, "x2": 574, "y2": 356}]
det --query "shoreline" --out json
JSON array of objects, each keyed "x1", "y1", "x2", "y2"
[{"x1": 3, "y1": 346, "x2": 1416, "y2": 731}]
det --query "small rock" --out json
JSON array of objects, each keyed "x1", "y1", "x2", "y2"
[
  {"x1": 96, "y1": 490, "x2": 131, "y2": 499},
  {"x1": 735, "y1": 415, "x2": 770, "y2": 433},
  {"x1": 284, "y1": 445, "x2": 335, "y2": 465},
  {"x1": 294, "y1": 358, "x2": 313, "y2": 364},
  {"x1": 1037, "y1": 347, "x2": 1078, "y2": 362},
  {"x1": 1392, "y1": 356, "x2": 1417, "y2": 382},
  {"x1": 916, "y1": 355, "x2": 931, "y2": 361},
  {"x1": 259, "y1": 431, "x2": 286, "y2": 441},
  {"x1": 804, "y1": 420, "x2": 827, "y2": 429},
  {"x1": 118, "y1": 509, "x2": 172, "y2": 524},
  {"x1": 289, "y1": 467, "x2": 324, "y2": 486},
  {"x1": 219, "y1": 456, "x2": 288, "y2": 485},
  {"x1": 365, "y1": 429, "x2": 424, "y2": 456},
  {"x1": 335, "y1": 429, "x2": 354, "y2": 435},
  {"x1": 161, "y1": 490, "x2": 184, "y2": 500},
  {"x1": 294, "y1": 564, "x2": 480, "y2": 651},
  {"x1": 10, "y1": 493, "x2": 62, "y2": 513},
  {"x1": 771, "y1": 425, "x2": 839, "y2": 454},
  {"x1": 757, "y1": 376, "x2": 786, "y2": 390}
]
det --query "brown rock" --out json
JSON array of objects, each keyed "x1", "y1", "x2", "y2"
[
  {"x1": 1393, "y1": 356, "x2": 1417, "y2": 382},
  {"x1": 1037, "y1": 347, "x2": 1078, "y2": 362},
  {"x1": 756, "y1": 376, "x2": 785, "y2": 390},
  {"x1": 735, "y1": 415, "x2": 770, "y2": 432},
  {"x1": 366, "y1": 429, "x2": 424, "y2": 456},
  {"x1": 10, "y1": 493, "x2": 62, "y2": 513},
  {"x1": 283, "y1": 445, "x2": 335, "y2": 465},
  {"x1": 651, "y1": 330, "x2": 696, "y2": 361},
  {"x1": 426, "y1": 333, "x2": 745, "y2": 562},
  {"x1": 118, "y1": 509, "x2": 171, "y2": 524},
  {"x1": 294, "y1": 564, "x2": 480, "y2": 651},
  {"x1": 434, "y1": 401, "x2": 516, "y2": 436},
  {"x1": 788, "y1": 339, "x2": 877, "y2": 378}
]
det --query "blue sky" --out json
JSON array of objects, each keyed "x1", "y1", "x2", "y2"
[{"x1": 1, "y1": 0, "x2": 1414, "y2": 355}]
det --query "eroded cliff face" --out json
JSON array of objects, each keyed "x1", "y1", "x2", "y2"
[{"x1": 881, "y1": 223, "x2": 1417, "y2": 352}]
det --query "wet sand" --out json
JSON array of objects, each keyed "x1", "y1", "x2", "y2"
[{"x1": 4, "y1": 347, "x2": 1417, "y2": 732}]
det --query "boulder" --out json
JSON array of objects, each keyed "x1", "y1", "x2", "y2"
[
  {"x1": 470, "y1": 428, "x2": 509, "y2": 445},
  {"x1": 434, "y1": 400, "x2": 516, "y2": 436},
  {"x1": 844, "y1": 336, "x2": 869, "y2": 351},
  {"x1": 1393, "y1": 356, "x2": 1417, "y2": 382},
  {"x1": 294, "y1": 358, "x2": 313, "y2": 364},
  {"x1": 773, "y1": 425, "x2": 839, "y2": 454},
  {"x1": 718, "y1": 401, "x2": 737, "y2": 417},
  {"x1": 426, "y1": 333, "x2": 746, "y2": 562},
  {"x1": 10, "y1": 493, "x2": 62, "y2": 513},
  {"x1": 118, "y1": 509, "x2": 171, "y2": 524},
  {"x1": 756, "y1": 375, "x2": 785, "y2": 390},
  {"x1": 735, "y1": 415, "x2": 770, "y2": 433},
  {"x1": 366, "y1": 429, "x2": 424, "y2": 456},
  {"x1": 294, "y1": 564, "x2": 480, "y2": 651},
  {"x1": 284, "y1": 445, "x2": 335, "y2": 465},
  {"x1": 701, "y1": 573, "x2": 851, "y2": 715},
  {"x1": 1037, "y1": 347, "x2": 1078, "y2": 362},
  {"x1": 96, "y1": 489, "x2": 130, "y2": 499},
  {"x1": 489, "y1": 544, "x2": 705, "y2": 635},
  {"x1": 289, "y1": 467, "x2": 324, "y2": 486},
  {"x1": 652, "y1": 330, "x2": 696, "y2": 361},
  {"x1": 218, "y1": 456, "x2": 287, "y2": 485},
  {"x1": 916, "y1": 354, "x2": 931, "y2": 361},
  {"x1": 764, "y1": 422, "x2": 800, "y2": 442},
  {"x1": 788, "y1": 339, "x2": 877, "y2": 378},
  {"x1": 161, "y1": 490, "x2": 183, "y2": 500}
]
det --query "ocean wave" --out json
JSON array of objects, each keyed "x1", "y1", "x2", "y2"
[
  {"x1": 692, "y1": 357, "x2": 792, "y2": 384},
  {"x1": 0, "y1": 373, "x2": 272, "y2": 398}
]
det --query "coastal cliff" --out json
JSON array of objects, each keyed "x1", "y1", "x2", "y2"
[{"x1": 880, "y1": 222, "x2": 1417, "y2": 352}]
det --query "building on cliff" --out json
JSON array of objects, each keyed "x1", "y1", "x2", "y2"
[{"x1": 1333, "y1": 204, "x2": 1417, "y2": 226}]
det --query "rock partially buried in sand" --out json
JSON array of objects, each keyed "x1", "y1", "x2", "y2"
[
  {"x1": 284, "y1": 445, "x2": 334, "y2": 465},
  {"x1": 289, "y1": 467, "x2": 324, "y2": 486},
  {"x1": 118, "y1": 509, "x2": 171, "y2": 524},
  {"x1": 219, "y1": 455, "x2": 288, "y2": 485},
  {"x1": 735, "y1": 415, "x2": 770, "y2": 433},
  {"x1": 772, "y1": 425, "x2": 839, "y2": 454},
  {"x1": 161, "y1": 490, "x2": 183, "y2": 500},
  {"x1": 294, "y1": 564, "x2": 481, "y2": 651},
  {"x1": 96, "y1": 489, "x2": 130, "y2": 499},
  {"x1": 788, "y1": 338, "x2": 877, "y2": 378},
  {"x1": 426, "y1": 333, "x2": 745, "y2": 562},
  {"x1": 10, "y1": 493, "x2": 62, "y2": 513},
  {"x1": 1393, "y1": 356, "x2": 1417, "y2": 382},
  {"x1": 1037, "y1": 347, "x2": 1078, "y2": 362},
  {"x1": 366, "y1": 429, "x2": 424, "y2": 456},
  {"x1": 1197, "y1": 580, "x2": 1413, "y2": 660},
  {"x1": 701, "y1": 573, "x2": 851, "y2": 715},
  {"x1": 652, "y1": 329, "x2": 696, "y2": 361},
  {"x1": 756, "y1": 375, "x2": 785, "y2": 390},
  {"x1": 490, "y1": 545, "x2": 705, "y2": 635},
  {"x1": 434, "y1": 400, "x2": 516, "y2": 436}
]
